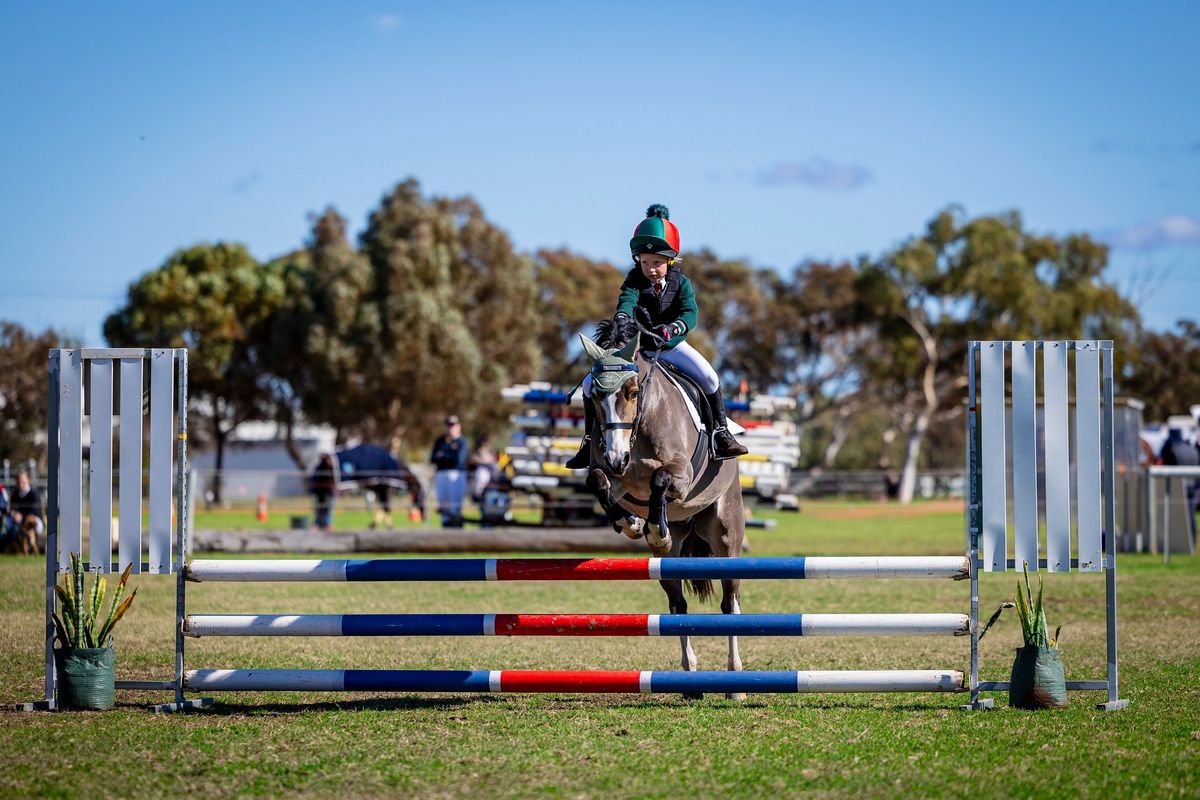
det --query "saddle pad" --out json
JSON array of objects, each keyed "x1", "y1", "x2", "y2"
[{"x1": 660, "y1": 371, "x2": 745, "y2": 435}]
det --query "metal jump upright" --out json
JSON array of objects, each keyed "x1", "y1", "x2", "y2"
[
  {"x1": 20, "y1": 348, "x2": 207, "y2": 712},
  {"x1": 964, "y1": 340, "x2": 1128, "y2": 710}
]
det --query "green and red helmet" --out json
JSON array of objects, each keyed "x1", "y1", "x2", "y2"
[{"x1": 630, "y1": 204, "x2": 680, "y2": 258}]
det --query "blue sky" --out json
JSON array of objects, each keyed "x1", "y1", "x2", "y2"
[{"x1": 2, "y1": 1, "x2": 1197, "y2": 345}]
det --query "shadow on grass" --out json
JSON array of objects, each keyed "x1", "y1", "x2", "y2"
[
  {"x1": 154, "y1": 695, "x2": 494, "y2": 714},
  {"x1": 136, "y1": 693, "x2": 968, "y2": 715}
]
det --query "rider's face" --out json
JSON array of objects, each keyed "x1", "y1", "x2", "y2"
[{"x1": 638, "y1": 254, "x2": 671, "y2": 283}]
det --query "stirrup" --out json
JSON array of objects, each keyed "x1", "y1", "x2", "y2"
[
  {"x1": 711, "y1": 427, "x2": 748, "y2": 461},
  {"x1": 564, "y1": 437, "x2": 592, "y2": 469}
]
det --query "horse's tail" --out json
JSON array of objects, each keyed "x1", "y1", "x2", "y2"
[{"x1": 680, "y1": 533, "x2": 715, "y2": 603}]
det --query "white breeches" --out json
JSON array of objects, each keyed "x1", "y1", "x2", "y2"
[{"x1": 434, "y1": 470, "x2": 467, "y2": 512}]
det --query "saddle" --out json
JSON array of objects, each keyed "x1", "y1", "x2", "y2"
[
  {"x1": 611, "y1": 361, "x2": 736, "y2": 517},
  {"x1": 651, "y1": 360, "x2": 744, "y2": 477},
  {"x1": 657, "y1": 361, "x2": 714, "y2": 434}
]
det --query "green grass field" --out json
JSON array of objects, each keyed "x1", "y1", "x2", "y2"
[{"x1": 2, "y1": 502, "x2": 1198, "y2": 799}]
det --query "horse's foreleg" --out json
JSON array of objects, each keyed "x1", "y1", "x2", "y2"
[
  {"x1": 587, "y1": 469, "x2": 643, "y2": 539},
  {"x1": 721, "y1": 578, "x2": 745, "y2": 701},
  {"x1": 659, "y1": 577, "x2": 701, "y2": 700},
  {"x1": 646, "y1": 467, "x2": 674, "y2": 551}
]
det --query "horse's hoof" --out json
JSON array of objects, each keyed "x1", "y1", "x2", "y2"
[
  {"x1": 645, "y1": 524, "x2": 671, "y2": 550},
  {"x1": 618, "y1": 517, "x2": 645, "y2": 540},
  {"x1": 726, "y1": 692, "x2": 747, "y2": 702},
  {"x1": 682, "y1": 692, "x2": 704, "y2": 701}
]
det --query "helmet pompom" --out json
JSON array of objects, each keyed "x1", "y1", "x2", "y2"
[{"x1": 645, "y1": 203, "x2": 670, "y2": 220}]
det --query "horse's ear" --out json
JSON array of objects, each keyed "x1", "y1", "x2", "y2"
[
  {"x1": 616, "y1": 331, "x2": 640, "y2": 361},
  {"x1": 579, "y1": 333, "x2": 608, "y2": 363}
]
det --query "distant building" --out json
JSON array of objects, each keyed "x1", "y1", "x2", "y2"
[{"x1": 190, "y1": 421, "x2": 338, "y2": 502}]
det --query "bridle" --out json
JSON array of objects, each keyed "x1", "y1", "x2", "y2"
[{"x1": 589, "y1": 325, "x2": 666, "y2": 452}]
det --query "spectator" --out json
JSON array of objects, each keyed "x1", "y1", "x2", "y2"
[
  {"x1": 9, "y1": 471, "x2": 43, "y2": 536},
  {"x1": 469, "y1": 435, "x2": 499, "y2": 502},
  {"x1": 308, "y1": 454, "x2": 338, "y2": 532},
  {"x1": 430, "y1": 414, "x2": 469, "y2": 527},
  {"x1": 0, "y1": 482, "x2": 12, "y2": 548},
  {"x1": 1159, "y1": 429, "x2": 1198, "y2": 544},
  {"x1": 1160, "y1": 428, "x2": 1198, "y2": 467}
]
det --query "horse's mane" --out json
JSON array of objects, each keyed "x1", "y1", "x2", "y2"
[{"x1": 593, "y1": 315, "x2": 639, "y2": 350}]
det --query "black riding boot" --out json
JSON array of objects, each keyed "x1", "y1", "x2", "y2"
[
  {"x1": 706, "y1": 388, "x2": 749, "y2": 460},
  {"x1": 564, "y1": 401, "x2": 596, "y2": 469}
]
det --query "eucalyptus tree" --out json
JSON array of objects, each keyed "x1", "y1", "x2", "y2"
[
  {"x1": 532, "y1": 248, "x2": 620, "y2": 384},
  {"x1": 103, "y1": 242, "x2": 286, "y2": 503},
  {"x1": 857, "y1": 208, "x2": 1136, "y2": 502},
  {"x1": 354, "y1": 179, "x2": 542, "y2": 445},
  {"x1": 264, "y1": 208, "x2": 379, "y2": 464},
  {"x1": 1121, "y1": 320, "x2": 1200, "y2": 422},
  {"x1": 0, "y1": 321, "x2": 62, "y2": 466}
]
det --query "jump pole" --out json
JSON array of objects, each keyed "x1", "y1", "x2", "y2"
[
  {"x1": 184, "y1": 669, "x2": 966, "y2": 694},
  {"x1": 184, "y1": 612, "x2": 971, "y2": 638},
  {"x1": 185, "y1": 556, "x2": 970, "y2": 582}
]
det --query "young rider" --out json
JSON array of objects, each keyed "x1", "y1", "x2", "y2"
[{"x1": 565, "y1": 204, "x2": 749, "y2": 467}]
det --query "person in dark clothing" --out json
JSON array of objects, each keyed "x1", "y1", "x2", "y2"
[
  {"x1": 430, "y1": 415, "x2": 470, "y2": 527},
  {"x1": 308, "y1": 454, "x2": 338, "y2": 532},
  {"x1": 1159, "y1": 429, "x2": 1199, "y2": 544},
  {"x1": 1160, "y1": 429, "x2": 1200, "y2": 467},
  {"x1": 9, "y1": 471, "x2": 43, "y2": 535},
  {"x1": 3, "y1": 471, "x2": 43, "y2": 554}
]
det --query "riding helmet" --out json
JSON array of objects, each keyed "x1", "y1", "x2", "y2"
[{"x1": 629, "y1": 204, "x2": 680, "y2": 258}]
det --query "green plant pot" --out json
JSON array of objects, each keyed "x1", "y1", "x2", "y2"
[
  {"x1": 54, "y1": 646, "x2": 115, "y2": 711},
  {"x1": 1008, "y1": 645, "x2": 1067, "y2": 709}
]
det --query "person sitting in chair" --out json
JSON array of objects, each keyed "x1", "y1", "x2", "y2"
[
  {"x1": 4, "y1": 471, "x2": 44, "y2": 555},
  {"x1": 565, "y1": 204, "x2": 749, "y2": 468}
]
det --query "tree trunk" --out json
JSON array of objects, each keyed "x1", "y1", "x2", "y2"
[
  {"x1": 820, "y1": 406, "x2": 853, "y2": 468},
  {"x1": 898, "y1": 406, "x2": 933, "y2": 504},
  {"x1": 282, "y1": 417, "x2": 307, "y2": 471},
  {"x1": 896, "y1": 314, "x2": 940, "y2": 505},
  {"x1": 212, "y1": 416, "x2": 226, "y2": 507}
]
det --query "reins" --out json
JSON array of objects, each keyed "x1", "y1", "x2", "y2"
[
  {"x1": 571, "y1": 317, "x2": 668, "y2": 453},
  {"x1": 604, "y1": 322, "x2": 666, "y2": 448}
]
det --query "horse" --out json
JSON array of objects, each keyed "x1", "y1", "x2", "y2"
[
  {"x1": 579, "y1": 319, "x2": 746, "y2": 699},
  {"x1": 1, "y1": 515, "x2": 43, "y2": 556}
]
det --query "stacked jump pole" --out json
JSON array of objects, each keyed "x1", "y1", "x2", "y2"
[
  {"x1": 24, "y1": 341, "x2": 1127, "y2": 710},
  {"x1": 181, "y1": 555, "x2": 970, "y2": 696}
]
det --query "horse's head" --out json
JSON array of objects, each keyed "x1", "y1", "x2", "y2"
[{"x1": 580, "y1": 331, "x2": 642, "y2": 475}]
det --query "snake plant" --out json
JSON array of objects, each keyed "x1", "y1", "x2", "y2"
[
  {"x1": 53, "y1": 553, "x2": 138, "y2": 649},
  {"x1": 978, "y1": 562, "x2": 1063, "y2": 647}
]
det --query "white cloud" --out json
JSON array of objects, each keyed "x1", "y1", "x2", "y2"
[
  {"x1": 757, "y1": 158, "x2": 872, "y2": 191},
  {"x1": 368, "y1": 14, "x2": 400, "y2": 31},
  {"x1": 1106, "y1": 215, "x2": 1200, "y2": 250}
]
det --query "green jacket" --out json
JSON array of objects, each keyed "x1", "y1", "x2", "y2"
[{"x1": 614, "y1": 266, "x2": 698, "y2": 350}]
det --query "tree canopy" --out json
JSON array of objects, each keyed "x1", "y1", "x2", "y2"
[
  {"x1": 77, "y1": 185, "x2": 1166, "y2": 505},
  {"x1": 103, "y1": 242, "x2": 288, "y2": 501},
  {"x1": 0, "y1": 322, "x2": 63, "y2": 466}
]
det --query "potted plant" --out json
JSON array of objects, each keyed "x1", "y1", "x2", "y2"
[
  {"x1": 978, "y1": 562, "x2": 1068, "y2": 709},
  {"x1": 52, "y1": 553, "x2": 137, "y2": 710}
]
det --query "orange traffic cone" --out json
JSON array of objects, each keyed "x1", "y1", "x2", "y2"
[{"x1": 256, "y1": 493, "x2": 268, "y2": 522}]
